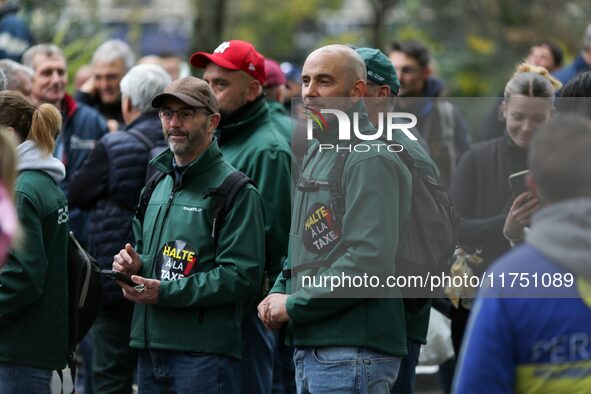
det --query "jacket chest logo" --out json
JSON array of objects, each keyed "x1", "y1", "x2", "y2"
[
  {"x1": 156, "y1": 241, "x2": 199, "y2": 281},
  {"x1": 302, "y1": 203, "x2": 341, "y2": 253}
]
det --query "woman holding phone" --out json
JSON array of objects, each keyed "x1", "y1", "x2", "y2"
[{"x1": 448, "y1": 63, "x2": 561, "y2": 355}]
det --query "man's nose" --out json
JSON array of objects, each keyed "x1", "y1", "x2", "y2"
[
  {"x1": 169, "y1": 112, "x2": 182, "y2": 127},
  {"x1": 50, "y1": 71, "x2": 62, "y2": 83},
  {"x1": 303, "y1": 81, "x2": 318, "y2": 98}
]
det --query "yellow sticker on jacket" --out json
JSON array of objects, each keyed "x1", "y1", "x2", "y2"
[
  {"x1": 302, "y1": 203, "x2": 341, "y2": 253},
  {"x1": 156, "y1": 240, "x2": 198, "y2": 281}
]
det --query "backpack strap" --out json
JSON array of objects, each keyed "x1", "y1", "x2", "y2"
[
  {"x1": 127, "y1": 128, "x2": 155, "y2": 150},
  {"x1": 203, "y1": 171, "x2": 256, "y2": 249},
  {"x1": 136, "y1": 171, "x2": 167, "y2": 226},
  {"x1": 282, "y1": 259, "x2": 331, "y2": 279},
  {"x1": 330, "y1": 149, "x2": 351, "y2": 219}
]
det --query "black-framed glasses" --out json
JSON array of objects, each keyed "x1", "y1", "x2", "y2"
[{"x1": 158, "y1": 108, "x2": 208, "y2": 122}]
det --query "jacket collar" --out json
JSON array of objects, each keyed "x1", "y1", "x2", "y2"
[
  {"x1": 217, "y1": 95, "x2": 268, "y2": 144},
  {"x1": 527, "y1": 198, "x2": 591, "y2": 280},
  {"x1": 61, "y1": 94, "x2": 78, "y2": 120}
]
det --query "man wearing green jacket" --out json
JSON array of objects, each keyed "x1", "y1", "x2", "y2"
[
  {"x1": 191, "y1": 40, "x2": 292, "y2": 393},
  {"x1": 357, "y1": 46, "x2": 440, "y2": 394},
  {"x1": 259, "y1": 44, "x2": 412, "y2": 393},
  {"x1": 112, "y1": 76, "x2": 266, "y2": 393}
]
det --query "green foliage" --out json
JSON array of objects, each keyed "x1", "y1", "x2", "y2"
[
  {"x1": 23, "y1": 0, "x2": 107, "y2": 94},
  {"x1": 224, "y1": 0, "x2": 343, "y2": 60}
]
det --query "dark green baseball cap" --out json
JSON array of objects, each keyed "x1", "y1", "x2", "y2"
[{"x1": 355, "y1": 47, "x2": 400, "y2": 95}]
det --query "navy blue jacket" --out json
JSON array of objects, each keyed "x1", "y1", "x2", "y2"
[
  {"x1": 553, "y1": 54, "x2": 591, "y2": 87},
  {"x1": 0, "y1": 1, "x2": 34, "y2": 62},
  {"x1": 69, "y1": 112, "x2": 163, "y2": 306},
  {"x1": 55, "y1": 94, "x2": 108, "y2": 244}
]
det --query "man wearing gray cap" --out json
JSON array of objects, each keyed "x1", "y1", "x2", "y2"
[{"x1": 112, "y1": 76, "x2": 266, "y2": 393}]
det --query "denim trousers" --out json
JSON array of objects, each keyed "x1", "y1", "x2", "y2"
[
  {"x1": 137, "y1": 349, "x2": 240, "y2": 394},
  {"x1": 239, "y1": 307, "x2": 276, "y2": 394},
  {"x1": 293, "y1": 346, "x2": 401, "y2": 394},
  {"x1": 0, "y1": 363, "x2": 52, "y2": 394}
]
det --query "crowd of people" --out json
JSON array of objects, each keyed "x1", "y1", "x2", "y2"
[{"x1": 1, "y1": 6, "x2": 591, "y2": 394}]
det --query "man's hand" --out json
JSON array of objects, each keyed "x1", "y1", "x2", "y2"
[
  {"x1": 120, "y1": 275, "x2": 160, "y2": 304},
  {"x1": 258, "y1": 293, "x2": 290, "y2": 330},
  {"x1": 79, "y1": 75, "x2": 96, "y2": 95},
  {"x1": 113, "y1": 243, "x2": 142, "y2": 276}
]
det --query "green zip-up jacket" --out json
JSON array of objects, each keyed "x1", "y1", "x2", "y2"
[
  {"x1": 217, "y1": 96, "x2": 291, "y2": 286},
  {"x1": 266, "y1": 100, "x2": 292, "y2": 146},
  {"x1": 0, "y1": 141, "x2": 69, "y2": 370},
  {"x1": 271, "y1": 107, "x2": 412, "y2": 356},
  {"x1": 129, "y1": 139, "x2": 266, "y2": 359}
]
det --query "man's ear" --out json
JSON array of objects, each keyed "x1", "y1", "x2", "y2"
[
  {"x1": 245, "y1": 80, "x2": 262, "y2": 102},
  {"x1": 350, "y1": 79, "x2": 367, "y2": 98},
  {"x1": 123, "y1": 96, "x2": 133, "y2": 113},
  {"x1": 378, "y1": 85, "x2": 391, "y2": 98},
  {"x1": 208, "y1": 113, "x2": 221, "y2": 131}
]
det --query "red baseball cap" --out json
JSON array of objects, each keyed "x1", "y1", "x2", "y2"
[{"x1": 190, "y1": 40, "x2": 266, "y2": 85}]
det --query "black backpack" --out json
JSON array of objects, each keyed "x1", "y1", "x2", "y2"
[
  {"x1": 135, "y1": 171, "x2": 269, "y2": 291},
  {"x1": 289, "y1": 142, "x2": 459, "y2": 312},
  {"x1": 60, "y1": 231, "x2": 102, "y2": 393},
  {"x1": 127, "y1": 128, "x2": 168, "y2": 184}
]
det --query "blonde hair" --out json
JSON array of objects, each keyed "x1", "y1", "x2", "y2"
[
  {"x1": 30, "y1": 104, "x2": 62, "y2": 155},
  {"x1": 0, "y1": 127, "x2": 18, "y2": 197},
  {"x1": 0, "y1": 91, "x2": 62, "y2": 155},
  {"x1": 504, "y1": 62, "x2": 563, "y2": 103},
  {"x1": 0, "y1": 127, "x2": 21, "y2": 249}
]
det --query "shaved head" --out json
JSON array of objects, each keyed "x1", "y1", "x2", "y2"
[
  {"x1": 302, "y1": 44, "x2": 367, "y2": 106},
  {"x1": 306, "y1": 45, "x2": 367, "y2": 86}
]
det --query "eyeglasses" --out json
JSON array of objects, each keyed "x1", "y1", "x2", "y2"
[
  {"x1": 158, "y1": 108, "x2": 208, "y2": 122},
  {"x1": 397, "y1": 65, "x2": 419, "y2": 74}
]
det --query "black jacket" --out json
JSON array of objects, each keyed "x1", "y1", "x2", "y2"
[
  {"x1": 449, "y1": 133, "x2": 528, "y2": 270},
  {"x1": 69, "y1": 112, "x2": 163, "y2": 306}
]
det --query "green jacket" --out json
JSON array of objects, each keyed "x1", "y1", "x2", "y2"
[
  {"x1": 271, "y1": 109, "x2": 412, "y2": 356},
  {"x1": 0, "y1": 141, "x2": 69, "y2": 370},
  {"x1": 266, "y1": 100, "x2": 292, "y2": 146},
  {"x1": 130, "y1": 140, "x2": 266, "y2": 359},
  {"x1": 217, "y1": 96, "x2": 291, "y2": 286}
]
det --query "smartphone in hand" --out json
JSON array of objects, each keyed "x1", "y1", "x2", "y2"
[
  {"x1": 101, "y1": 269, "x2": 137, "y2": 287},
  {"x1": 508, "y1": 170, "x2": 531, "y2": 199}
]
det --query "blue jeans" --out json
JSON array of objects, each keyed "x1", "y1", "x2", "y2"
[
  {"x1": 391, "y1": 340, "x2": 421, "y2": 393},
  {"x1": 294, "y1": 347, "x2": 401, "y2": 394},
  {"x1": 0, "y1": 363, "x2": 52, "y2": 394},
  {"x1": 240, "y1": 307, "x2": 276, "y2": 393},
  {"x1": 137, "y1": 349, "x2": 240, "y2": 394}
]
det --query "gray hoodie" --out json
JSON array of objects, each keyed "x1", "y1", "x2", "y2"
[
  {"x1": 16, "y1": 140, "x2": 66, "y2": 184},
  {"x1": 527, "y1": 198, "x2": 591, "y2": 280}
]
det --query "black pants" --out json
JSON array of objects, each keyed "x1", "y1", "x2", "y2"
[{"x1": 450, "y1": 304, "x2": 470, "y2": 359}]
